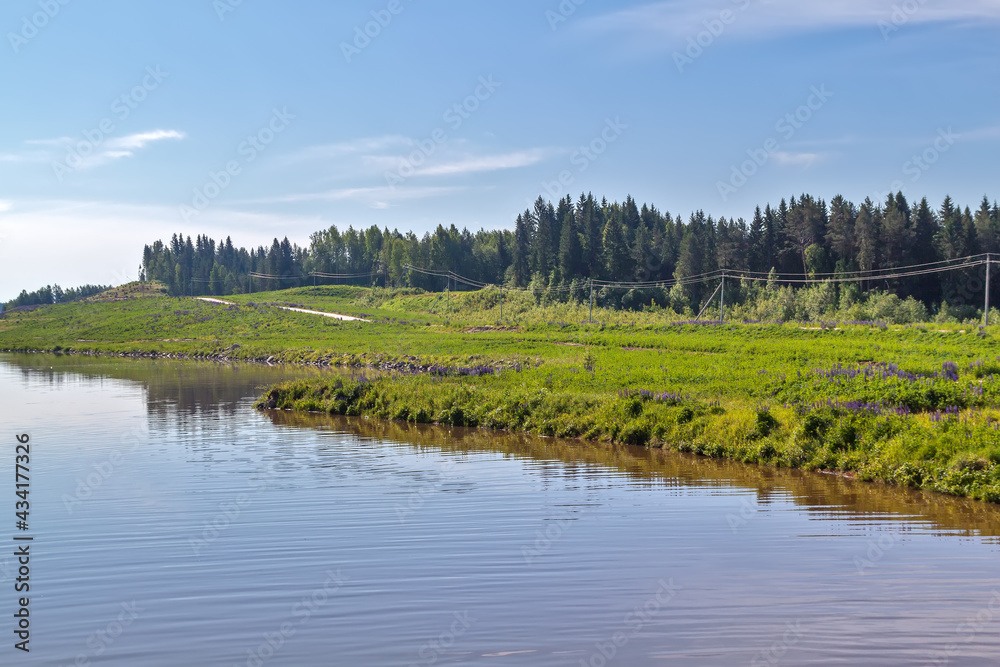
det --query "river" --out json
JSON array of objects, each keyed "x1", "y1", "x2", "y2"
[{"x1": 1, "y1": 353, "x2": 998, "y2": 666}]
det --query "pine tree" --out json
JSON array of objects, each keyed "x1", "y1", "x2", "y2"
[
  {"x1": 602, "y1": 217, "x2": 630, "y2": 280},
  {"x1": 855, "y1": 202, "x2": 879, "y2": 282},
  {"x1": 748, "y1": 207, "x2": 766, "y2": 273},
  {"x1": 558, "y1": 210, "x2": 582, "y2": 281},
  {"x1": 512, "y1": 212, "x2": 533, "y2": 287},
  {"x1": 532, "y1": 197, "x2": 557, "y2": 277},
  {"x1": 825, "y1": 195, "x2": 856, "y2": 267},
  {"x1": 674, "y1": 221, "x2": 706, "y2": 308}
]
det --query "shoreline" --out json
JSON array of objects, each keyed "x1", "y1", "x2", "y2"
[
  {"x1": 0, "y1": 346, "x2": 496, "y2": 375},
  {"x1": 2, "y1": 347, "x2": 997, "y2": 505},
  {"x1": 253, "y1": 374, "x2": 1000, "y2": 505},
  {"x1": 3, "y1": 296, "x2": 999, "y2": 506}
]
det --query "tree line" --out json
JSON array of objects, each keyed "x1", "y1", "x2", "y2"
[
  {"x1": 130, "y1": 191, "x2": 999, "y2": 315},
  {"x1": 2, "y1": 284, "x2": 111, "y2": 311}
]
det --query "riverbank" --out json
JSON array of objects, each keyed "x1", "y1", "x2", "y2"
[
  {"x1": 3, "y1": 285, "x2": 1000, "y2": 502},
  {"x1": 256, "y1": 365, "x2": 1000, "y2": 503}
]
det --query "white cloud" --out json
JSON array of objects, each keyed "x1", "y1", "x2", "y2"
[
  {"x1": 0, "y1": 150, "x2": 49, "y2": 163},
  {"x1": 1, "y1": 130, "x2": 185, "y2": 171},
  {"x1": 235, "y1": 186, "x2": 466, "y2": 206},
  {"x1": 284, "y1": 137, "x2": 549, "y2": 181},
  {"x1": 283, "y1": 135, "x2": 412, "y2": 164},
  {"x1": 582, "y1": 0, "x2": 1000, "y2": 48},
  {"x1": 414, "y1": 150, "x2": 547, "y2": 177},
  {"x1": 76, "y1": 129, "x2": 185, "y2": 168},
  {"x1": 959, "y1": 125, "x2": 1000, "y2": 142},
  {"x1": 773, "y1": 151, "x2": 825, "y2": 167},
  {"x1": 0, "y1": 200, "x2": 11, "y2": 213},
  {"x1": 105, "y1": 130, "x2": 185, "y2": 153}
]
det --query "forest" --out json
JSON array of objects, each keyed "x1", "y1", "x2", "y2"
[
  {"x1": 3, "y1": 283, "x2": 111, "y2": 310},
  {"x1": 9, "y1": 191, "x2": 999, "y2": 320}
]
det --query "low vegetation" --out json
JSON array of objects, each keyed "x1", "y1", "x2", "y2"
[{"x1": 2, "y1": 283, "x2": 999, "y2": 502}]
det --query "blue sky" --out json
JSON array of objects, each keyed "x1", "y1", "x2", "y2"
[{"x1": 1, "y1": 0, "x2": 999, "y2": 300}]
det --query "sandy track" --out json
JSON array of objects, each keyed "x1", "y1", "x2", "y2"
[{"x1": 196, "y1": 298, "x2": 370, "y2": 322}]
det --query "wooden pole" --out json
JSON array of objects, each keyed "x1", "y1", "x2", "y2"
[
  {"x1": 720, "y1": 273, "x2": 725, "y2": 322},
  {"x1": 986, "y1": 254, "x2": 992, "y2": 326},
  {"x1": 589, "y1": 279, "x2": 594, "y2": 322}
]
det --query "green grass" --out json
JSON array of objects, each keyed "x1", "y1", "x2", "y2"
[{"x1": 3, "y1": 283, "x2": 1000, "y2": 502}]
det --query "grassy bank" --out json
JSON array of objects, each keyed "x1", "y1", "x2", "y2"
[{"x1": 3, "y1": 283, "x2": 1000, "y2": 502}]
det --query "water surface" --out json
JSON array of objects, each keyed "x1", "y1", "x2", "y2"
[{"x1": 1, "y1": 354, "x2": 998, "y2": 666}]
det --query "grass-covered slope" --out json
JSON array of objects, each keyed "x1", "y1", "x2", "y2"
[{"x1": 2, "y1": 283, "x2": 999, "y2": 501}]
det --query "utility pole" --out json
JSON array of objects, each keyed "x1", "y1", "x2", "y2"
[
  {"x1": 986, "y1": 254, "x2": 992, "y2": 326},
  {"x1": 589, "y1": 279, "x2": 594, "y2": 323},
  {"x1": 500, "y1": 286, "x2": 503, "y2": 323},
  {"x1": 720, "y1": 273, "x2": 725, "y2": 323}
]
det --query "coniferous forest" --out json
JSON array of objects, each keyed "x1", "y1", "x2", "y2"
[
  {"x1": 13, "y1": 191, "x2": 997, "y2": 320},
  {"x1": 3, "y1": 284, "x2": 111, "y2": 310}
]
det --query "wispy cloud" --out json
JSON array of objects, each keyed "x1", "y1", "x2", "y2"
[
  {"x1": 582, "y1": 0, "x2": 1000, "y2": 48},
  {"x1": 283, "y1": 135, "x2": 412, "y2": 163},
  {"x1": 235, "y1": 185, "x2": 466, "y2": 206},
  {"x1": 75, "y1": 129, "x2": 185, "y2": 168},
  {"x1": 0, "y1": 150, "x2": 50, "y2": 163},
  {"x1": 773, "y1": 151, "x2": 825, "y2": 167},
  {"x1": 1, "y1": 130, "x2": 184, "y2": 170},
  {"x1": 106, "y1": 130, "x2": 184, "y2": 153},
  {"x1": 413, "y1": 150, "x2": 547, "y2": 177},
  {"x1": 959, "y1": 124, "x2": 1000, "y2": 142},
  {"x1": 0, "y1": 200, "x2": 11, "y2": 213},
  {"x1": 285, "y1": 137, "x2": 549, "y2": 179}
]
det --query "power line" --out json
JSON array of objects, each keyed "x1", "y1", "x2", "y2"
[
  {"x1": 309, "y1": 270, "x2": 381, "y2": 279},
  {"x1": 401, "y1": 252, "x2": 994, "y2": 294}
]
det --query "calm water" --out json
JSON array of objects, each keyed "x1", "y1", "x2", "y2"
[{"x1": 1, "y1": 353, "x2": 999, "y2": 666}]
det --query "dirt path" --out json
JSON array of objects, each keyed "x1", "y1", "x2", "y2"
[{"x1": 197, "y1": 298, "x2": 370, "y2": 322}]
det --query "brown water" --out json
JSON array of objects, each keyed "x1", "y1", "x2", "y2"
[{"x1": 1, "y1": 353, "x2": 998, "y2": 666}]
